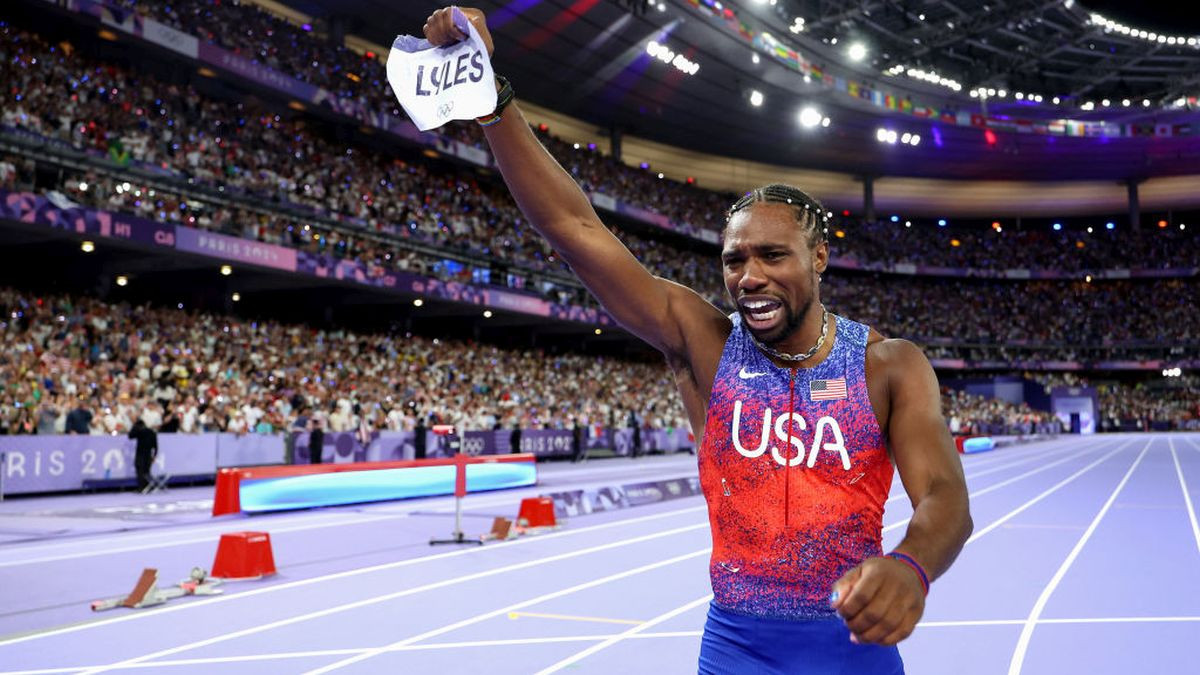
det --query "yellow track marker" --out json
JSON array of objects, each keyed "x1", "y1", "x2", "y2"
[{"x1": 506, "y1": 611, "x2": 643, "y2": 626}]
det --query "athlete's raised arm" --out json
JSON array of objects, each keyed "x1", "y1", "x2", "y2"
[{"x1": 422, "y1": 7, "x2": 725, "y2": 358}]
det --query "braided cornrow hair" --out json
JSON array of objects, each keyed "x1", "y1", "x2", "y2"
[{"x1": 725, "y1": 184, "x2": 830, "y2": 248}]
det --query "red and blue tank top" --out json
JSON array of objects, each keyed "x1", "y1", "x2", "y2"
[{"x1": 698, "y1": 313, "x2": 893, "y2": 620}]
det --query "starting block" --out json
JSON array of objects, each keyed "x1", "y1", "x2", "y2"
[
  {"x1": 480, "y1": 517, "x2": 517, "y2": 542},
  {"x1": 91, "y1": 567, "x2": 224, "y2": 611},
  {"x1": 211, "y1": 531, "x2": 277, "y2": 579},
  {"x1": 516, "y1": 497, "x2": 558, "y2": 534}
]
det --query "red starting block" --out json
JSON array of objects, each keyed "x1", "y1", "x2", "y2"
[
  {"x1": 211, "y1": 531, "x2": 277, "y2": 579},
  {"x1": 517, "y1": 497, "x2": 557, "y2": 531}
]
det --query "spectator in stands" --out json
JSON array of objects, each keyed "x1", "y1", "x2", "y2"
[{"x1": 65, "y1": 398, "x2": 93, "y2": 435}]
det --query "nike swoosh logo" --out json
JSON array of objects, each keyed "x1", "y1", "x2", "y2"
[{"x1": 738, "y1": 367, "x2": 767, "y2": 379}]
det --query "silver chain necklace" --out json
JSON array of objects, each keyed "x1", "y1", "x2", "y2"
[{"x1": 750, "y1": 305, "x2": 829, "y2": 363}]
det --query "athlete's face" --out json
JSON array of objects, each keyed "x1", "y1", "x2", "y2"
[{"x1": 721, "y1": 202, "x2": 828, "y2": 345}]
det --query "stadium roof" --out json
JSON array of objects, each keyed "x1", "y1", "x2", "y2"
[{"x1": 282, "y1": 0, "x2": 1200, "y2": 181}]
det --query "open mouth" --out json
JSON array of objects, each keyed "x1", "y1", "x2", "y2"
[{"x1": 738, "y1": 296, "x2": 784, "y2": 331}]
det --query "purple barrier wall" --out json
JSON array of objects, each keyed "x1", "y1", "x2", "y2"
[
  {"x1": 215, "y1": 433, "x2": 285, "y2": 467},
  {"x1": 0, "y1": 434, "x2": 218, "y2": 494}
]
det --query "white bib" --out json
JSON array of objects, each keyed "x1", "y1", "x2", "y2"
[{"x1": 386, "y1": 8, "x2": 497, "y2": 131}]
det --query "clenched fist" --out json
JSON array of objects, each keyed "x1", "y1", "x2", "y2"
[
  {"x1": 423, "y1": 7, "x2": 494, "y2": 56},
  {"x1": 830, "y1": 555, "x2": 926, "y2": 646}
]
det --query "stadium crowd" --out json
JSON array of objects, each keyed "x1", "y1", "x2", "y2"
[
  {"x1": 2, "y1": 288, "x2": 1194, "y2": 439},
  {"x1": 941, "y1": 388, "x2": 1063, "y2": 437},
  {"x1": 0, "y1": 287, "x2": 684, "y2": 438}
]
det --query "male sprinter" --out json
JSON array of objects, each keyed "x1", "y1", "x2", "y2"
[{"x1": 422, "y1": 8, "x2": 972, "y2": 672}]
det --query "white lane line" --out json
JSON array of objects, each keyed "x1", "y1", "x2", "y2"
[
  {"x1": 8, "y1": 615, "x2": 1200, "y2": 674},
  {"x1": 76, "y1": 528, "x2": 710, "y2": 674},
  {"x1": 1007, "y1": 438, "x2": 1152, "y2": 675},
  {"x1": 882, "y1": 443, "x2": 1106, "y2": 534},
  {"x1": 299, "y1": 549, "x2": 712, "y2": 675},
  {"x1": 965, "y1": 440, "x2": 1133, "y2": 544},
  {"x1": 533, "y1": 594, "x2": 713, "y2": 675},
  {"x1": 880, "y1": 436, "x2": 1094, "y2": 508},
  {"x1": 1170, "y1": 438, "x2": 1200, "y2": 558},
  {"x1": 0, "y1": 510, "x2": 396, "y2": 560},
  {"x1": 0, "y1": 513, "x2": 402, "y2": 568},
  {"x1": 0, "y1": 504, "x2": 708, "y2": 647}
]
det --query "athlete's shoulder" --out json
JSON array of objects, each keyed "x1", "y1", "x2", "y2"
[{"x1": 865, "y1": 334, "x2": 932, "y2": 375}]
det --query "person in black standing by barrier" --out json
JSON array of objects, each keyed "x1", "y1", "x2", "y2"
[
  {"x1": 309, "y1": 415, "x2": 325, "y2": 464},
  {"x1": 414, "y1": 414, "x2": 427, "y2": 460},
  {"x1": 571, "y1": 417, "x2": 584, "y2": 463},
  {"x1": 628, "y1": 409, "x2": 642, "y2": 459},
  {"x1": 128, "y1": 417, "x2": 158, "y2": 492},
  {"x1": 510, "y1": 422, "x2": 522, "y2": 454}
]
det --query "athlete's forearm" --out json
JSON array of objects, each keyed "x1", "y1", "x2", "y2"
[
  {"x1": 482, "y1": 101, "x2": 607, "y2": 253},
  {"x1": 892, "y1": 478, "x2": 972, "y2": 582}
]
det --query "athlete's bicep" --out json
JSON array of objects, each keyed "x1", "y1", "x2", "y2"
[
  {"x1": 557, "y1": 223, "x2": 725, "y2": 356},
  {"x1": 884, "y1": 340, "x2": 965, "y2": 508}
]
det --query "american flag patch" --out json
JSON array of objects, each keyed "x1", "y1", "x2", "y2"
[{"x1": 810, "y1": 378, "x2": 847, "y2": 401}]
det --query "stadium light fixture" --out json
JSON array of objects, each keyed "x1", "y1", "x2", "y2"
[
  {"x1": 1053, "y1": 223, "x2": 1062, "y2": 231},
  {"x1": 848, "y1": 42, "x2": 867, "y2": 61},
  {"x1": 890, "y1": 215, "x2": 900, "y2": 222},
  {"x1": 483, "y1": 310, "x2": 493, "y2": 318},
  {"x1": 81, "y1": 241, "x2": 95, "y2": 253},
  {"x1": 1087, "y1": 226, "x2": 1094, "y2": 233},
  {"x1": 937, "y1": 219, "x2": 947, "y2": 227},
  {"x1": 413, "y1": 298, "x2": 424, "y2": 307},
  {"x1": 1106, "y1": 222, "x2": 1115, "y2": 230},
  {"x1": 116, "y1": 275, "x2": 128, "y2": 287},
  {"x1": 231, "y1": 292, "x2": 241, "y2": 302},
  {"x1": 594, "y1": 328, "x2": 603, "y2": 335},
  {"x1": 909, "y1": 134, "x2": 921, "y2": 145},
  {"x1": 220, "y1": 265, "x2": 233, "y2": 276},
  {"x1": 749, "y1": 90, "x2": 764, "y2": 107},
  {"x1": 799, "y1": 106, "x2": 823, "y2": 128}
]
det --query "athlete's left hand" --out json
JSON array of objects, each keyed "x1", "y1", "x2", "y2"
[{"x1": 830, "y1": 556, "x2": 926, "y2": 646}]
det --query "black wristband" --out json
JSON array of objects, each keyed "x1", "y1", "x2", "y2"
[{"x1": 477, "y1": 75, "x2": 514, "y2": 126}]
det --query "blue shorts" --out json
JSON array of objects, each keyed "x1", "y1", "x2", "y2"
[{"x1": 698, "y1": 602, "x2": 904, "y2": 674}]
